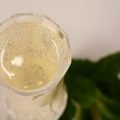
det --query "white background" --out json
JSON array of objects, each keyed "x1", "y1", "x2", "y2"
[{"x1": 0, "y1": 0, "x2": 120, "y2": 60}]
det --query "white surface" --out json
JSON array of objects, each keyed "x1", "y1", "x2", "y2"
[{"x1": 0, "y1": 0, "x2": 120, "y2": 60}]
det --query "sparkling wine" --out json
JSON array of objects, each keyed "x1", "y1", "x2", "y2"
[{"x1": 0, "y1": 21, "x2": 61, "y2": 90}]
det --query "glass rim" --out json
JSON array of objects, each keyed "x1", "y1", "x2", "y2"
[{"x1": 0, "y1": 13, "x2": 71, "y2": 96}]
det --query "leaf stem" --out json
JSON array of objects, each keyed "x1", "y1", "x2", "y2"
[{"x1": 91, "y1": 104, "x2": 100, "y2": 120}]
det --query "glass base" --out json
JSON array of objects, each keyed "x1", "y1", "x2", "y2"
[{"x1": 0, "y1": 81, "x2": 67, "y2": 120}]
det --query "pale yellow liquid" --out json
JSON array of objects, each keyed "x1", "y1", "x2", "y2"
[{"x1": 0, "y1": 21, "x2": 61, "y2": 90}]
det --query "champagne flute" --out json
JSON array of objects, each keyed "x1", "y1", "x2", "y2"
[{"x1": 0, "y1": 13, "x2": 71, "y2": 120}]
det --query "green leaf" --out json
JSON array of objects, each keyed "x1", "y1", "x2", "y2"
[
  {"x1": 80, "y1": 108, "x2": 93, "y2": 120},
  {"x1": 68, "y1": 60, "x2": 96, "y2": 78},
  {"x1": 65, "y1": 74, "x2": 99, "y2": 108},
  {"x1": 92, "y1": 52, "x2": 120, "y2": 102},
  {"x1": 60, "y1": 99, "x2": 93, "y2": 120},
  {"x1": 97, "y1": 94, "x2": 120, "y2": 120},
  {"x1": 60, "y1": 52, "x2": 120, "y2": 120}
]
